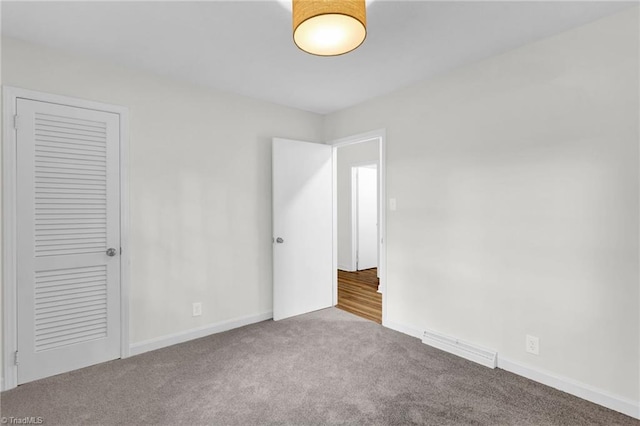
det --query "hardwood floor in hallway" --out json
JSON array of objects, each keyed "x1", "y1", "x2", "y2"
[{"x1": 336, "y1": 268, "x2": 382, "y2": 324}]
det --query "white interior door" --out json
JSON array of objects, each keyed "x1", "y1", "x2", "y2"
[
  {"x1": 16, "y1": 98, "x2": 121, "y2": 384},
  {"x1": 272, "y1": 138, "x2": 333, "y2": 321},
  {"x1": 356, "y1": 166, "x2": 378, "y2": 270}
]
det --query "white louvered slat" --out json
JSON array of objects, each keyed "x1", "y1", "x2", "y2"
[
  {"x1": 36, "y1": 265, "x2": 106, "y2": 276},
  {"x1": 36, "y1": 215, "x2": 107, "y2": 220},
  {"x1": 36, "y1": 319, "x2": 107, "y2": 341},
  {"x1": 36, "y1": 136, "x2": 106, "y2": 146},
  {"x1": 35, "y1": 136, "x2": 107, "y2": 147},
  {"x1": 35, "y1": 241, "x2": 106, "y2": 250},
  {"x1": 36, "y1": 227, "x2": 106, "y2": 233},
  {"x1": 35, "y1": 304, "x2": 107, "y2": 321},
  {"x1": 35, "y1": 282, "x2": 107, "y2": 298},
  {"x1": 36, "y1": 280, "x2": 107, "y2": 292},
  {"x1": 35, "y1": 332, "x2": 108, "y2": 352},
  {"x1": 35, "y1": 141, "x2": 107, "y2": 154},
  {"x1": 36, "y1": 237, "x2": 106, "y2": 245},
  {"x1": 36, "y1": 112, "x2": 108, "y2": 127},
  {"x1": 36, "y1": 185, "x2": 105, "y2": 192},
  {"x1": 36, "y1": 244, "x2": 106, "y2": 253},
  {"x1": 36, "y1": 324, "x2": 106, "y2": 342},
  {"x1": 35, "y1": 151, "x2": 106, "y2": 162},
  {"x1": 36, "y1": 232, "x2": 106, "y2": 240},
  {"x1": 35, "y1": 174, "x2": 106, "y2": 182},
  {"x1": 36, "y1": 157, "x2": 106, "y2": 167},
  {"x1": 36, "y1": 296, "x2": 106, "y2": 314},
  {"x1": 36, "y1": 164, "x2": 107, "y2": 173},
  {"x1": 36, "y1": 210, "x2": 106, "y2": 215},
  {"x1": 37, "y1": 121, "x2": 107, "y2": 133},
  {"x1": 36, "y1": 203, "x2": 107, "y2": 208},
  {"x1": 36, "y1": 220, "x2": 106, "y2": 226},
  {"x1": 34, "y1": 265, "x2": 107, "y2": 352},
  {"x1": 35, "y1": 313, "x2": 107, "y2": 333},
  {"x1": 35, "y1": 119, "x2": 106, "y2": 131},
  {"x1": 36, "y1": 271, "x2": 105, "y2": 282},
  {"x1": 36, "y1": 124, "x2": 107, "y2": 135},
  {"x1": 35, "y1": 152, "x2": 106, "y2": 161},
  {"x1": 36, "y1": 228, "x2": 106, "y2": 234},
  {"x1": 36, "y1": 223, "x2": 106, "y2": 230},
  {"x1": 35, "y1": 290, "x2": 107, "y2": 307},
  {"x1": 38, "y1": 192, "x2": 105, "y2": 200},
  {"x1": 36, "y1": 312, "x2": 107, "y2": 330}
]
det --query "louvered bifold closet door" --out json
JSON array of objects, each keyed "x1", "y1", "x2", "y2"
[{"x1": 16, "y1": 99, "x2": 121, "y2": 384}]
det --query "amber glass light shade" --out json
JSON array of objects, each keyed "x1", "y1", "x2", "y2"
[{"x1": 293, "y1": 0, "x2": 367, "y2": 56}]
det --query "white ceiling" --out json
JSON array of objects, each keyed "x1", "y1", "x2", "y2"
[{"x1": 1, "y1": 1, "x2": 634, "y2": 114}]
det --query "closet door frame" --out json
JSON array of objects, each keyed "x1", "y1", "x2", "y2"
[{"x1": 2, "y1": 86, "x2": 130, "y2": 391}]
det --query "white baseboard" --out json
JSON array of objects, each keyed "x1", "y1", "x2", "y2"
[
  {"x1": 338, "y1": 264, "x2": 355, "y2": 272},
  {"x1": 384, "y1": 320, "x2": 423, "y2": 339},
  {"x1": 129, "y1": 311, "x2": 273, "y2": 357},
  {"x1": 498, "y1": 357, "x2": 639, "y2": 420}
]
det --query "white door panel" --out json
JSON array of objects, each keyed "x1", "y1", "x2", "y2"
[
  {"x1": 16, "y1": 99, "x2": 121, "y2": 384},
  {"x1": 356, "y1": 166, "x2": 378, "y2": 270},
  {"x1": 272, "y1": 138, "x2": 333, "y2": 321}
]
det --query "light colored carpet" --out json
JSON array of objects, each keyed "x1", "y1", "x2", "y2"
[{"x1": 1, "y1": 308, "x2": 637, "y2": 425}]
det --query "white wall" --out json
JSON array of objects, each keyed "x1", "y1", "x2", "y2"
[
  {"x1": 325, "y1": 8, "x2": 639, "y2": 404},
  {"x1": 0, "y1": 37, "x2": 324, "y2": 382},
  {"x1": 336, "y1": 140, "x2": 379, "y2": 270}
]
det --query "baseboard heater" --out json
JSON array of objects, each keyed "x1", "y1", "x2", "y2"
[{"x1": 422, "y1": 329, "x2": 497, "y2": 369}]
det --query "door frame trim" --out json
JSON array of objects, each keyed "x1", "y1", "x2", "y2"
[
  {"x1": 2, "y1": 86, "x2": 131, "y2": 390},
  {"x1": 328, "y1": 129, "x2": 387, "y2": 325}
]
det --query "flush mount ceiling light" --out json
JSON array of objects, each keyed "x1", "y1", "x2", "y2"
[{"x1": 293, "y1": 0, "x2": 367, "y2": 56}]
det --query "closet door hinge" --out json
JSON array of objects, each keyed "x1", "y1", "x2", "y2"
[
  {"x1": 14, "y1": 350, "x2": 19, "y2": 365},
  {"x1": 13, "y1": 114, "x2": 19, "y2": 130}
]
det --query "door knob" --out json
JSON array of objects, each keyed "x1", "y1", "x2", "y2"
[
  {"x1": 106, "y1": 248, "x2": 117, "y2": 257},
  {"x1": 276, "y1": 237, "x2": 284, "y2": 244}
]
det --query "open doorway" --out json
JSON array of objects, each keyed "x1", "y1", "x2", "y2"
[
  {"x1": 271, "y1": 131, "x2": 385, "y2": 324},
  {"x1": 331, "y1": 133, "x2": 385, "y2": 324}
]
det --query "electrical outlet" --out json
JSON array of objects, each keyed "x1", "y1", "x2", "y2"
[
  {"x1": 526, "y1": 335, "x2": 539, "y2": 355},
  {"x1": 192, "y1": 302, "x2": 202, "y2": 317}
]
